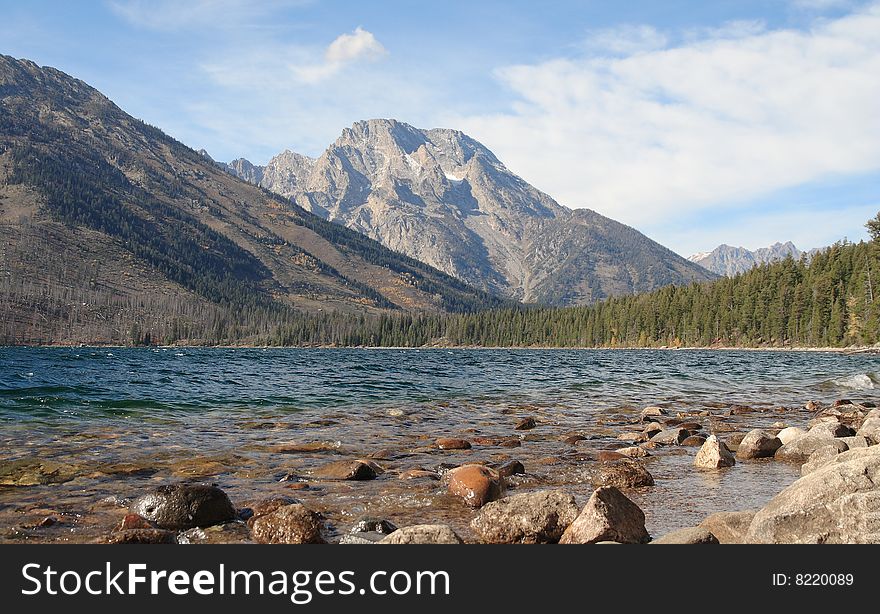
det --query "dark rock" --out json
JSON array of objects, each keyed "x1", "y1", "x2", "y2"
[
  {"x1": 129, "y1": 483, "x2": 237, "y2": 530},
  {"x1": 471, "y1": 490, "x2": 579, "y2": 544},
  {"x1": 650, "y1": 428, "x2": 690, "y2": 445},
  {"x1": 514, "y1": 417, "x2": 537, "y2": 430},
  {"x1": 559, "y1": 487, "x2": 650, "y2": 544},
  {"x1": 496, "y1": 460, "x2": 525, "y2": 478},
  {"x1": 178, "y1": 521, "x2": 251, "y2": 544},
  {"x1": 107, "y1": 529, "x2": 177, "y2": 544},
  {"x1": 312, "y1": 459, "x2": 380, "y2": 480},
  {"x1": 681, "y1": 435, "x2": 707, "y2": 447},
  {"x1": 351, "y1": 517, "x2": 398, "y2": 535},
  {"x1": 250, "y1": 504, "x2": 326, "y2": 544}
]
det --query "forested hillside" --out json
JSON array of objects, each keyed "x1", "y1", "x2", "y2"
[{"x1": 269, "y1": 225, "x2": 880, "y2": 348}]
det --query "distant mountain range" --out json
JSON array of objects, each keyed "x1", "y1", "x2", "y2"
[
  {"x1": 213, "y1": 119, "x2": 714, "y2": 306},
  {"x1": 688, "y1": 242, "x2": 814, "y2": 277},
  {"x1": 0, "y1": 55, "x2": 504, "y2": 344}
]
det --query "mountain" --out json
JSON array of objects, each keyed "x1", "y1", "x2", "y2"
[
  {"x1": 689, "y1": 242, "x2": 805, "y2": 276},
  {"x1": 0, "y1": 56, "x2": 505, "y2": 345},
  {"x1": 222, "y1": 119, "x2": 715, "y2": 305}
]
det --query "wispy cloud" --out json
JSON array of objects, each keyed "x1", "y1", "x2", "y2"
[
  {"x1": 107, "y1": 0, "x2": 308, "y2": 31},
  {"x1": 449, "y1": 3, "x2": 880, "y2": 231},
  {"x1": 295, "y1": 27, "x2": 388, "y2": 83}
]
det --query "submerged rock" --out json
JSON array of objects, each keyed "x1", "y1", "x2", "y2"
[
  {"x1": 243, "y1": 496, "x2": 300, "y2": 527},
  {"x1": 641, "y1": 406, "x2": 666, "y2": 420},
  {"x1": 178, "y1": 521, "x2": 251, "y2": 544},
  {"x1": 107, "y1": 529, "x2": 177, "y2": 544},
  {"x1": 129, "y1": 483, "x2": 237, "y2": 531},
  {"x1": 651, "y1": 527, "x2": 719, "y2": 544},
  {"x1": 559, "y1": 487, "x2": 650, "y2": 544},
  {"x1": 312, "y1": 459, "x2": 380, "y2": 481},
  {"x1": 514, "y1": 417, "x2": 537, "y2": 430},
  {"x1": 736, "y1": 429, "x2": 782, "y2": 460},
  {"x1": 746, "y1": 446, "x2": 880, "y2": 543},
  {"x1": 698, "y1": 511, "x2": 756, "y2": 544},
  {"x1": 681, "y1": 435, "x2": 707, "y2": 447},
  {"x1": 250, "y1": 504, "x2": 326, "y2": 544},
  {"x1": 592, "y1": 458, "x2": 654, "y2": 488},
  {"x1": 380, "y1": 525, "x2": 463, "y2": 544},
  {"x1": 694, "y1": 435, "x2": 736, "y2": 469},
  {"x1": 445, "y1": 464, "x2": 503, "y2": 508},
  {"x1": 436, "y1": 438, "x2": 472, "y2": 450},
  {"x1": 470, "y1": 490, "x2": 579, "y2": 544},
  {"x1": 0, "y1": 458, "x2": 80, "y2": 486},
  {"x1": 351, "y1": 517, "x2": 398, "y2": 535}
]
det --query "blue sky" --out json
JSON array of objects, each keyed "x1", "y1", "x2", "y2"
[{"x1": 2, "y1": 0, "x2": 879, "y2": 256}]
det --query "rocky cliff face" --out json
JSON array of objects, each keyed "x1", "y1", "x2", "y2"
[
  {"x1": 689, "y1": 242, "x2": 805, "y2": 277},
  {"x1": 225, "y1": 119, "x2": 715, "y2": 305}
]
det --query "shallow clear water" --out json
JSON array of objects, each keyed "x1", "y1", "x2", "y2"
[{"x1": 1, "y1": 347, "x2": 878, "y2": 543}]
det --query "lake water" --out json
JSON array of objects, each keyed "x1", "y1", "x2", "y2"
[{"x1": 1, "y1": 347, "x2": 878, "y2": 542}]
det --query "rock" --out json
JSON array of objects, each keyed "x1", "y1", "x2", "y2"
[
  {"x1": 129, "y1": 483, "x2": 237, "y2": 530},
  {"x1": 833, "y1": 399, "x2": 853, "y2": 407},
  {"x1": 857, "y1": 408, "x2": 880, "y2": 444},
  {"x1": 841, "y1": 436, "x2": 869, "y2": 449},
  {"x1": 698, "y1": 511, "x2": 755, "y2": 544},
  {"x1": 471, "y1": 490, "x2": 579, "y2": 544},
  {"x1": 808, "y1": 422, "x2": 855, "y2": 438},
  {"x1": 116, "y1": 513, "x2": 155, "y2": 531},
  {"x1": 617, "y1": 432, "x2": 647, "y2": 443},
  {"x1": 496, "y1": 460, "x2": 525, "y2": 477},
  {"x1": 37, "y1": 516, "x2": 57, "y2": 528},
  {"x1": 776, "y1": 427, "x2": 806, "y2": 445},
  {"x1": 801, "y1": 444, "x2": 848, "y2": 476},
  {"x1": 681, "y1": 435, "x2": 707, "y2": 447},
  {"x1": 771, "y1": 421, "x2": 786, "y2": 429},
  {"x1": 351, "y1": 517, "x2": 398, "y2": 535},
  {"x1": 380, "y1": 525, "x2": 463, "y2": 544},
  {"x1": 271, "y1": 441, "x2": 341, "y2": 454},
  {"x1": 641, "y1": 406, "x2": 666, "y2": 420},
  {"x1": 107, "y1": 529, "x2": 177, "y2": 544},
  {"x1": 243, "y1": 496, "x2": 300, "y2": 526},
  {"x1": 399, "y1": 468, "x2": 440, "y2": 480},
  {"x1": 499, "y1": 438, "x2": 521, "y2": 448},
  {"x1": 597, "y1": 451, "x2": 628, "y2": 462},
  {"x1": 746, "y1": 446, "x2": 880, "y2": 543},
  {"x1": 178, "y1": 521, "x2": 251, "y2": 544},
  {"x1": 561, "y1": 434, "x2": 586, "y2": 445},
  {"x1": 339, "y1": 532, "x2": 386, "y2": 544},
  {"x1": 650, "y1": 428, "x2": 690, "y2": 445},
  {"x1": 736, "y1": 429, "x2": 782, "y2": 460},
  {"x1": 617, "y1": 446, "x2": 651, "y2": 458},
  {"x1": 515, "y1": 417, "x2": 537, "y2": 430},
  {"x1": 559, "y1": 487, "x2": 650, "y2": 545},
  {"x1": 436, "y1": 438, "x2": 472, "y2": 450},
  {"x1": 445, "y1": 464, "x2": 503, "y2": 508},
  {"x1": 592, "y1": 459, "x2": 654, "y2": 488},
  {"x1": 651, "y1": 527, "x2": 719, "y2": 544},
  {"x1": 775, "y1": 435, "x2": 848, "y2": 463},
  {"x1": 642, "y1": 422, "x2": 664, "y2": 437},
  {"x1": 0, "y1": 458, "x2": 79, "y2": 486},
  {"x1": 250, "y1": 504, "x2": 326, "y2": 544},
  {"x1": 311, "y1": 459, "x2": 380, "y2": 480},
  {"x1": 677, "y1": 422, "x2": 703, "y2": 432},
  {"x1": 694, "y1": 435, "x2": 736, "y2": 469},
  {"x1": 805, "y1": 400, "x2": 820, "y2": 411}
]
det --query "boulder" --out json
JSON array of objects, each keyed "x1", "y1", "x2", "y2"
[
  {"x1": 841, "y1": 436, "x2": 869, "y2": 449},
  {"x1": 436, "y1": 438, "x2": 472, "y2": 450},
  {"x1": 618, "y1": 432, "x2": 646, "y2": 443},
  {"x1": 698, "y1": 511, "x2": 755, "y2": 544},
  {"x1": 736, "y1": 429, "x2": 782, "y2": 460},
  {"x1": 496, "y1": 460, "x2": 525, "y2": 477},
  {"x1": 350, "y1": 517, "x2": 398, "y2": 535},
  {"x1": 470, "y1": 490, "x2": 579, "y2": 544},
  {"x1": 650, "y1": 428, "x2": 690, "y2": 445},
  {"x1": 107, "y1": 529, "x2": 177, "y2": 544},
  {"x1": 311, "y1": 459, "x2": 380, "y2": 480},
  {"x1": 857, "y1": 408, "x2": 880, "y2": 444},
  {"x1": 642, "y1": 422, "x2": 664, "y2": 438},
  {"x1": 651, "y1": 527, "x2": 719, "y2": 544},
  {"x1": 681, "y1": 435, "x2": 707, "y2": 447},
  {"x1": 592, "y1": 458, "x2": 654, "y2": 488},
  {"x1": 339, "y1": 532, "x2": 386, "y2": 544},
  {"x1": 445, "y1": 464, "x2": 503, "y2": 508},
  {"x1": 380, "y1": 525, "x2": 463, "y2": 544},
  {"x1": 559, "y1": 487, "x2": 650, "y2": 544},
  {"x1": 808, "y1": 422, "x2": 855, "y2": 438},
  {"x1": 801, "y1": 444, "x2": 848, "y2": 476},
  {"x1": 250, "y1": 504, "x2": 326, "y2": 544},
  {"x1": 641, "y1": 406, "x2": 666, "y2": 420},
  {"x1": 398, "y1": 468, "x2": 440, "y2": 480},
  {"x1": 746, "y1": 446, "x2": 880, "y2": 543},
  {"x1": 243, "y1": 496, "x2": 300, "y2": 526},
  {"x1": 776, "y1": 427, "x2": 806, "y2": 446},
  {"x1": 129, "y1": 483, "x2": 237, "y2": 530},
  {"x1": 775, "y1": 435, "x2": 848, "y2": 463},
  {"x1": 694, "y1": 435, "x2": 736, "y2": 469}
]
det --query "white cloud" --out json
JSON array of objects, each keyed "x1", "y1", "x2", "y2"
[
  {"x1": 448, "y1": 3, "x2": 880, "y2": 230},
  {"x1": 295, "y1": 27, "x2": 388, "y2": 83}
]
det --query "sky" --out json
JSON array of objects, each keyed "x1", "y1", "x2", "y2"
[{"x1": 1, "y1": 0, "x2": 879, "y2": 257}]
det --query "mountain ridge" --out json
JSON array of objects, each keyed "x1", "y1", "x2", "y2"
[{"x1": 688, "y1": 241, "x2": 810, "y2": 277}]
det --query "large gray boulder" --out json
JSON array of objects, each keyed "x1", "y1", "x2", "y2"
[
  {"x1": 746, "y1": 446, "x2": 880, "y2": 543},
  {"x1": 470, "y1": 490, "x2": 579, "y2": 544},
  {"x1": 775, "y1": 435, "x2": 848, "y2": 463},
  {"x1": 380, "y1": 525, "x2": 463, "y2": 544},
  {"x1": 651, "y1": 526, "x2": 719, "y2": 544},
  {"x1": 698, "y1": 511, "x2": 756, "y2": 544},
  {"x1": 559, "y1": 487, "x2": 650, "y2": 544},
  {"x1": 129, "y1": 483, "x2": 237, "y2": 530},
  {"x1": 736, "y1": 429, "x2": 782, "y2": 460},
  {"x1": 694, "y1": 435, "x2": 736, "y2": 469},
  {"x1": 857, "y1": 408, "x2": 880, "y2": 444}
]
